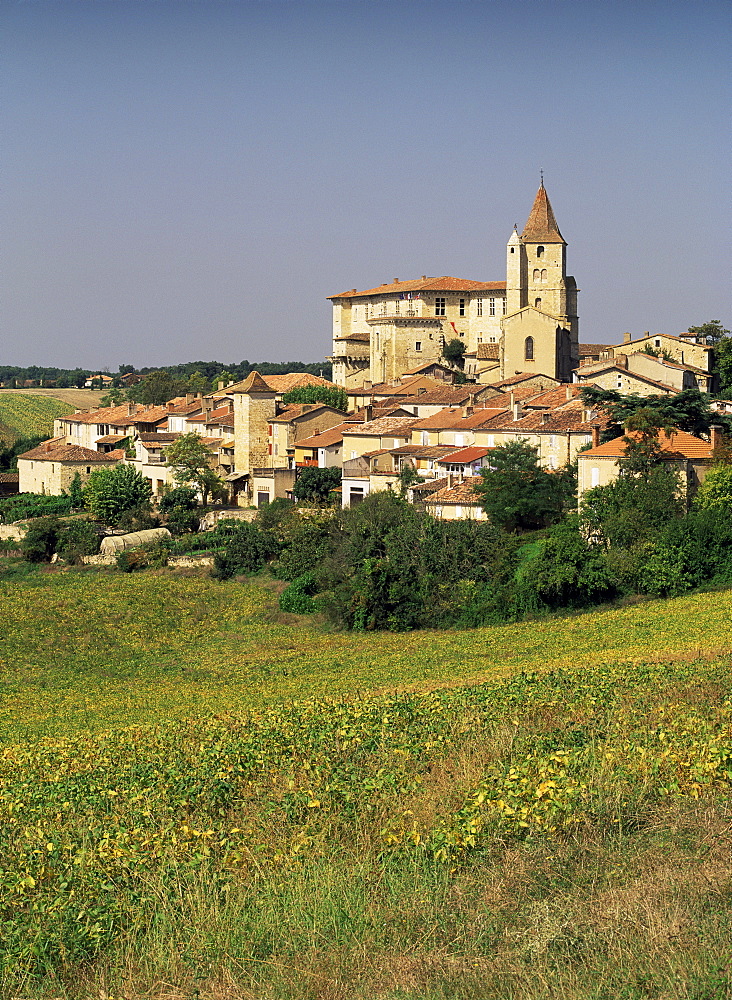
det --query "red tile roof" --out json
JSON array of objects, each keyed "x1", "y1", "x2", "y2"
[
  {"x1": 424, "y1": 476, "x2": 485, "y2": 505},
  {"x1": 410, "y1": 406, "x2": 509, "y2": 432},
  {"x1": 330, "y1": 277, "x2": 506, "y2": 299},
  {"x1": 579, "y1": 429, "x2": 712, "y2": 461},
  {"x1": 521, "y1": 184, "x2": 565, "y2": 244},
  {"x1": 19, "y1": 442, "x2": 119, "y2": 463},
  {"x1": 437, "y1": 447, "x2": 492, "y2": 464}
]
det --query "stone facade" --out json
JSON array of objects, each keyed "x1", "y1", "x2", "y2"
[{"x1": 329, "y1": 183, "x2": 578, "y2": 388}]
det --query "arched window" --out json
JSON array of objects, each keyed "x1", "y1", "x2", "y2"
[
  {"x1": 525, "y1": 336, "x2": 534, "y2": 360},
  {"x1": 541, "y1": 269, "x2": 547, "y2": 281},
  {"x1": 537, "y1": 246, "x2": 544, "y2": 257},
  {"x1": 533, "y1": 268, "x2": 540, "y2": 281},
  {"x1": 534, "y1": 297, "x2": 542, "y2": 309}
]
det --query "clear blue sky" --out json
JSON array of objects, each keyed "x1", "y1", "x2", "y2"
[{"x1": 2, "y1": 0, "x2": 730, "y2": 369}]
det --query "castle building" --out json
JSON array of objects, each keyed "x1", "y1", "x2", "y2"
[{"x1": 328, "y1": 182, "x2": 579, "y2": 387}]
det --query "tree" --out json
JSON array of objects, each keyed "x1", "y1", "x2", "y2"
[
  {"x1": 280, "y1": 385, "x2": 348, "y2": 411},
  {"x1": 474, "y1": 440, "x2": 569, "y2": 530},
  {"x1": 687, "y1": 320, "x2": 730, "y2": 346},
  {"x1": 620, "y1": 407, "x2": 675, "y2": 478},
  {"x1": 128, "y1": 370, "x2": 185, "y2": 405},
  {"x1": 293, "y1": 466, "x2": 341, "y2": 503},
  {"x1": 694, "y1": 465, "x2": 732, "y2": 512},
  {"x1": 442, "y1": 338, "x2": 466, "y2": 370},
  {"x1": 100, "y1": 387, "x2": 125, "y2": 407},
  {"x1": 83, "y1": 464, "x2": 153, "y2": 525},
  {"x1": 164, "y1": 433, "x2": 223, "y2": 506},
  {"x1": 580, "y1": 464, "x2": 682, "y2": 550},
  {"x1": 579, "y1": 386, "x2": 731, "y2": 440}
]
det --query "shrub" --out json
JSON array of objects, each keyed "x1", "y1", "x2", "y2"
[
  {"x1": 0, "y1": 493, "x2": 73, "y2": 524},
  {"x1": 279, "y1": 572, "x2": 318, "y2": 614},
  {"x1": 211, "y1": 522, "x2": 279, "y2": 580},
  {"x1": 165, "y1": 507, "x2": 200, "y2": 536},
  {"x1": 115, "y1": 505, "x2": 160, "y2": 534},
  {"x1": 159, "y1": 486, "x2": 198, "y2": 515},
  {"x1": 20, "y1": 517, "x2": 59, "y2": 563},
  {"x1": 272, "y1": 510, "x2": 339, "y2": 581},
  {"x1": 55, "y1": 519, "x2": 101, "y2": 563},
  {"x1": 116, "y1": 549, "x2": 149, "y2": 573},
  {"x1": 523, "y1": 516, "x2": 618, "y2": 609}
]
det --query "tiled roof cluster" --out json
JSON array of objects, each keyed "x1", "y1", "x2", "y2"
[{"x1": 580, "y1": 429, "x2": 712, "y2": 461}]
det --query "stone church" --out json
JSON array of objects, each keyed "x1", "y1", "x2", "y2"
[{"x1": 328, "y1": 183, "x2": 579, "y2": 387}]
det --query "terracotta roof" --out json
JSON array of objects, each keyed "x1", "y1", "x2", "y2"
[
  {"x1": 579, "y1": 428, "x2": 712, "y2": 461},
  {"x1": 491, "y1": 372, "x2": 556, "y2": 388},
  {"x1": 411, "y1": 476, "x2": 449, "y2": 495},
  {"x1": 262, "y1": 373, "x2": 337, "y2": 392},
  {"x1": 138, "y1": 433, "x2": 180, "y2": 443},
  {"x1": 342, "y1": 416, "x2": 418, "y2": 437},
  {"x1": 231, "y1": 371, "x2": 275, "y2": 394},
  {"x1": 95, "y1": 434, "x2": 127, "y2": 444},
  {"x1": 390, "y1": 445, "x2": 458, "y2": 459},
  {"x1": 19, "y1": 442, "x2": 118, "y2": 463},
  {"x1": 186, "y1": 405, "x2": 233, "y2": 424},
  {"x1": 521, "y1": 184, "x2": 565, "y2": 244},
  {"x1": 330, "y1": 277, "x2": 506, "y2": 299},
  {"x1": 333, "y1": 332, "x2": 370, "y2": 343},
  {"x1": 58, "y1": 403, "x2": 137, "y2": 426},
  {"x1": 402, "y1": 361, "x2": 454, "y2": 375},
  {"x1": 522, "y1": 385, "x2": 587, "y2": 409},
  {"x1": 437, "y1": 447, "x2": 492, "y2": 464},
  {"x1": 0, "y1": 473, "x2": 20, "y2": 483},
  {"x1": 410, "y1": 406, "x2": 509, "y2": 432},
  {"x1": 477, "y1": 344, "x2": 500, "y2": 360},
  {"x1": 425, "y1": 476, "x2": 485, "y2": 505},
  {"x1": 271, "y1": 403, "x2": 339, "y2": 424},
  {"x1": 578, "y1": 343, "x2": 611, "y2": 356},
  {"x1": 295, "y1": 422, "x2": 353, "y2": 449}
]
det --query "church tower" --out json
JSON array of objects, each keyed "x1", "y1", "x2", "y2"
[{"x1": 501, "y1": 181, "x2": 579, "y2": 381}]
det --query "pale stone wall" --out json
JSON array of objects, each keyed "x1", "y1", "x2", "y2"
[
  {"x1": 501, "y1": 309, "x2": 574, "y2": 382},
  {"x1": 613, "y1": 335, "x2": 712, "y2": 373},
  {"x1": 17, "y1": 457, "x2": 112, "y2": 496},
  {"x1": 233, "y1": 389, "x2": 277, "y2": 476},
  {"x1": 270, "y1": 407, "x2": 346, "y2": 469}
]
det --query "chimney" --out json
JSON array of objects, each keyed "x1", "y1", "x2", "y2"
[
  {"x1": 710, "y1": 424, "x2": 723, "y2": 454},
  {"x1": 565, "y1": 384, "x2": 572, "y2": 400},
  {"x1": 463, "y1": 405, "x2": 474, "y2": 417},
  {"x1": 623, "y1": 332, "x2": 632, "y2": 344},
  {"x1": 512, "y1": 400, "x2": 522, "y2": 421},
  {"x1": 365, "y1": 404, "x2": 373, "y2": 421},
  {"x1": 591, "y1": 424, "x2": 601, "y2": 448},
  {"x1": 422, "y1": 275, "x2": 427, "y2": 280},
  {"x1": 363, "y1": 380, "x2": 372, "y2": 390},
  {"x1": 540, "y1": 412, "x2": 550, "y2": 424},
  {"x1": 393, "y1": 278, "x2": 399, "y2": 284},
  {"x1": 618, "y1": 354, "x2": 628, "y2": 369}
]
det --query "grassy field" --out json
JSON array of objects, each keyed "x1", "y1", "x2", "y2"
[
  {"x1": 0, "y1": 393, "x2": 80, "y2": 445},
  {"x1": 1, "y1": 564, "x2": 731, "y2": 998}
]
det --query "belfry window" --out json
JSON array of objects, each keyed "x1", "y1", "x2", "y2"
[
  {"x1": 537, "y1": 246, "x2": 544, "y2": 257},
  {"x1": 533, "y1": 268, "x2": 540, "y2": 281},
  {"x1": 525, "y1": 337, "x2": 534, "y2": 361},
  {"x1": 535, "y1": 298, "x2": 542, "y2": 309}
]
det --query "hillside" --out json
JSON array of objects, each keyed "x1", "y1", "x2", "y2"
[
  {"x1": 0, "y1": 392, "x2": 84, "y2": 445},
  {"x1": 1, "y1": 569, "x2": 730, "y2": 998}
]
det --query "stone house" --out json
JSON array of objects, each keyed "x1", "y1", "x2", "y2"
[{"x1": 17, "y1": 440, "x2": 124, "y2": 495}]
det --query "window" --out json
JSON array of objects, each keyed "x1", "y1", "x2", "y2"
[
  {"x1": 487, "y1": 434, "x2": 495, "y2": 447},
  {"x1": 257, "y1": 491, "x2": 270, "y2": 506},
  {"x1": 541, "y1": 269, "x2": 547, "y2": 281},
  {"x1": 86, "y1": 466, "x2": 91, "y2": 474},
  {"x1": 435, "y1": 297, "x2": 446, "y2": 316},
  {"x1": 525, "y1": 336, "x2": 534, "y2": 361},
  {"x1": 421, "y1": 431, "x2": 429, "y2": 445},
  {"x1": 549, "y1": 435, "x2": 557, "y2": 448},
  {"x1": 415, "y1": 341, "x2": 422, "y2": 352},
  {"x1": 394, "y1": 299, "x2": 400, "y2": 314},
  {"x1": 533, "y1": 268, "x2": 541, "y2": 281},
  {"x1": 459, "y1": 298, "x2": 465, "y2": 316},
  {"x1": 489, "y1": 298, "x2": 495, "y2": 316},
  {"x1": 381, "y1": 301, "x2": 387, "y2": 316},
  {"x1": 535, "y1": 298, "x2": 542, "y2": 309},
  {"x1": 502, "y1": 298, "x2": 506, "y2": 313},
  {"x1": 537, "y1": 246, "x2": 544, "y2": 257},
  {"x1": 477, "y1": 298, "x2": 483, "y2": 316},
  {"x1": 591, "y1": 467, "x2": 600, "y2": 488}
]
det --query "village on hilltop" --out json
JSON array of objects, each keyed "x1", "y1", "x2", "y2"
[{"x1": 10, "y1": 184, "x2": 728, "y2": 516}]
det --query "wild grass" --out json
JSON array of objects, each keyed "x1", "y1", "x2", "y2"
[{"x1": 1, "y1": 565, "x2": 731, "y2": 998}]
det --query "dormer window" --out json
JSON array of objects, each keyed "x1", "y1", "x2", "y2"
[{"x1": 537, "y1": 246, "x2": 545, "y2": 257}]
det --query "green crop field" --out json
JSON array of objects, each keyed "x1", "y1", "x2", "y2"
[
  {"x1": 0, "y1": 393, "x2": 75, "y2": 445},
  {"x1": 1, "y1": 565, "x2": 731, "y2": 998}
]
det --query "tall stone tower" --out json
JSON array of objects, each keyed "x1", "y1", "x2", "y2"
[{"x1": 501, "y1": 182, "x2": 579, "y2": 381}]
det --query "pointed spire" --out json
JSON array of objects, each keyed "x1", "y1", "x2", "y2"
[
  {"x1": 240, "y1": 371, "x2": 273, "y2": 394},
  {"x1": 521, "y1": 184, "x2": 566, "y2": 244}
]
